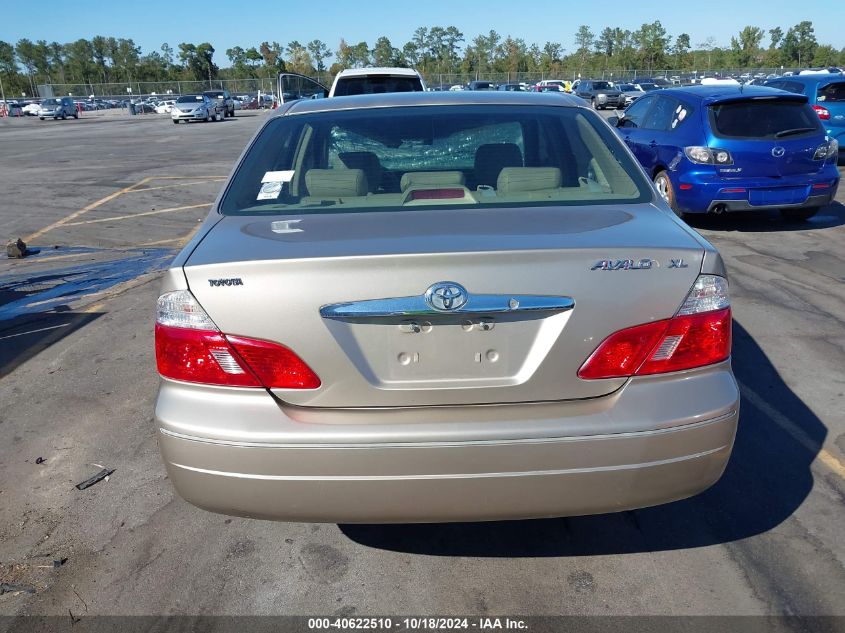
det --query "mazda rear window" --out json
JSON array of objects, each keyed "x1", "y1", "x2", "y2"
[
  {"x1": 219, "y1": 105, "x2": 651, "y2": 215},
  {"x1": 818, "y1": 82, "x2": 845, "y2": 103},
  {"x1": 708, "y1": 100, "x2": 821, "y2": 139}
]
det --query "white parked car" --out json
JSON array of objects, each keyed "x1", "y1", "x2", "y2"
[
  {"x1": 22, "y1": 102, "x2": 42, "y2": 116},
  {"x1": 278, "y1": 68, "x2": 426, "y2": 103},
  {"x1": 155, "y1": 100, "x2": 176, "y2": 114}
]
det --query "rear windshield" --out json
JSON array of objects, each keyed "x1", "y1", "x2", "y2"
[
  {"x1": 219, "y1": 105, "x2": 651, "y2": 215},
  {"x1": 818, "y1": 82, "x2": 845, "y2": 103},
  {"x1": 42, "y1": 99, "x2": 59, "y2": 106},
  {"x1": 592, "y1": 82, "x2": 612, "y2": 90},
  {"x1": 708, "y1": 100, "x2": 821, "y2": 139},
  {"x1": 333, "y1": 76, "x2": 423, "y2": 97}
]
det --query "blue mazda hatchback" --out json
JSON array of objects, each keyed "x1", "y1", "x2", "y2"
[
  {"x1": 764, "y1": 74, "x2": 845, "y2": 164},
  {"x1": 609, "y1": 85, "x2": 840, "y2": 220}
]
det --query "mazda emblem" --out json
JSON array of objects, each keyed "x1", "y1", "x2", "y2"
[{"x1": 772, "y1": 146, "x2": 786, "y2": 158}]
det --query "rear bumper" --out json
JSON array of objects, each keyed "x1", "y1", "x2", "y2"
[
  {"x1": 156, "y1": 364, "x2": 740, "y2": 523},
  {"x1": 673, "y1": 166, "x2": 840, "y2": 213}
]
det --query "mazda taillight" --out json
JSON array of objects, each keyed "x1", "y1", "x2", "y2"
[
  {"x1": 155, "y1": 290, "x2": 320, "y2": 389},
  {"x1": 813, "y1": 105, "x2": 831, "y2": 120},
  {"x1": 578, "y1": 275, "x2": 731, "y2": 379}
]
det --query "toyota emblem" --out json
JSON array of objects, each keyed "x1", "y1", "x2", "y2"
[{"x1": 424, "y1": 282, "x2": 468, "y2": 312}]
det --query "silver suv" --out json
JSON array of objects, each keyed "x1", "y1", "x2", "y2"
[{"x1": 203, "y1": 90, "x2": 235, "y2": 117}]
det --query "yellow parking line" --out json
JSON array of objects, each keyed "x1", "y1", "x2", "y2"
[
  {"x1": 739, "y1": 381, "x2": 845, "y2": 481},
  {"x1": 24, "y1": 176, "x2": 226, "y2": 242},
  {"x1": 62, "y1": 203, "x2": 212, "y2": 227},
  {"x1": 136, "y1": 237, "x2": 185, "y2": 247},
  {"x1": 25, "y1": 177, "x2": 154, "y2": 242},
  {"x1": 177, "y1": 223, "x2": 204, "y2": 247},
  {"x1": 127, "y1": 179, "x2": 225, "y2": 193}
]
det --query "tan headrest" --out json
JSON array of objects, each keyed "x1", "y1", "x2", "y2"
[
  {"x1": 400, "y1": 171, "x2": 466, "y2": 191},
  {"x1": 305, "y1": 169, "x2": 368, "y2": 197},
  {"x1": 496, "y1": 167, "x2": 562, "y2": 193}
]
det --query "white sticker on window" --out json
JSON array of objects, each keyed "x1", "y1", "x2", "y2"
[
  {"x1": 678, "y1": 109, "x2": 687, "y2": 121},
  {"x1": 257, "y1": 181, "x2": 283, "y2": 200},
  {"x1": 262, "y1": 170, "x2": 295, "y2": 183}
]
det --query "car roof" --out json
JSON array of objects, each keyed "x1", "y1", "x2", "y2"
[
  {"x1": 766, "y1": 74, "x2": 845, "y2": 85},
  {"x1": 335, "y1": 67, "x2": 421, "y2": 78},
  {"x1": 656, "y1": 85, "x2": 809, "y2": 105},
  {"x1": 279, "y1": 90, "x2": 586, "y2": 115}
]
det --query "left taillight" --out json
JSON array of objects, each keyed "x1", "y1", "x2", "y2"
[
  {"x1": 155, "y1": 290, "x2": 320, "y2": 389},
  {"x1": 813, "y1": 105, "x2": 831, "y2": 120},
  {"x1": 578, "y1": 275, "x2": 732, "y2": 380}
]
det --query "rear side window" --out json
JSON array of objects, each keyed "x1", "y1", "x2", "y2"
[
  {"x1": 642, "y1": 96, "x2": 677, "y2": 130},
  {"x1": 333, "y1": 76, "x2": 423, "y2": 97},
  {"x1": 621, "y1": 95, "x2": 654, "y2": 128},
  {"x1": 708, "y1": 100, "x2": 821, "y2": 139},
  {"x1": 818, "y1": 82, "x2": 845, "y2": 103},
  {"x1": 782, "y1": 81, "x2": 806, "y2": 94}
]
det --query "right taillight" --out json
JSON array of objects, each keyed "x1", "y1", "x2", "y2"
[
  {"x1": 578, "y1": 275, "x2": 731, "y2": 380},
  {"x1": 155, "y1": 290, "x2": 320, "y2": 389},
  {"x1": 813, "y1": 105, "x2": 831, "y2": 120}
]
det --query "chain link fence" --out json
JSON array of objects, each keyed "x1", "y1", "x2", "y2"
[
  {"x1": 36, "y1": 77, "x2": 281, "y2": 99},
  {"x1": 35, "y1": 67, "x2": 803, "y2": 98}
]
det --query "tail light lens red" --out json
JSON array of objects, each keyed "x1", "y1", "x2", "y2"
[
  {"x1": 155, "y1": 290, "x2": 320, "y2": 389},
  {"x1": 578, "y1": 275, "x2": 732, "y2": 380},
  {"x1": 813, "y1": 105, "x2": 831, "y2": 120},
  {"x1": 578, "y1": 308, "x2": 731, "y2": 379}
]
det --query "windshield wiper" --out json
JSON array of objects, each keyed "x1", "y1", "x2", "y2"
[{"x1": 775, "y1": 127, "x2": 816, "y2": 138}]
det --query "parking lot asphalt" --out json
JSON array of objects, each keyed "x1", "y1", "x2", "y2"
[{"x1": 0, "y1": 107, "x2": 844, "y2": 620}]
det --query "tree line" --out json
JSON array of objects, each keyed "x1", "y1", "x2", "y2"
[{"x1": 0, "y1": 20, "x2": 841, "y2": 96}]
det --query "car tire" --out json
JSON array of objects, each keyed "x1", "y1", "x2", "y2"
[
  {"x1": 39, "y1": 117, "x2": 44, "y2": 121},
  {"x1": 779, "y1": 207, "x2": 819, "y2": 222},
  {"x1": 61, "y1": 112, "x2": 67, "y2": 120},
  {"x1": 73, "y1": 113, "x2": 78, "y2": 119},
  {"x1": 206, "y1": 112, "x2": 212, "y2": 122},
  {"x1": 173, "y1": 119, "x2": 179, "y2": 124},
  {"x1": 654, "y1": 171, "x2": 685, "y2": 219}
]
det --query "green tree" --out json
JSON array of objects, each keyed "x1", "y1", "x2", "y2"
[
  {"x1": 574, "y1": 25, "x2": 594, "y2": 72},
  {"x1": 372, "y1": 36, "x2": 396, "y2": 67},
  {"x1": 48, "y1": 42, "x2": 66, "y2": 84},
  {"x1": 285, "y1": 40, "x2": 312, "y2": 74},
  {"x1": 632, "y1": 21, "x2": 669, "y2": 71},
  {"x1": 673, "y1": 33, "x2": 691, "y2": 68},
  {"x1": 307, "y1": 40, "x2": 332, "y2": 73},
  {"x1": 782, "y1": 21, "x2": 817, "y2": 66},
  {"x1": 731, "y1": 26, "x2": 764, "y2": 67}
]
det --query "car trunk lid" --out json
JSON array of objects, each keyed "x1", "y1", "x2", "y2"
[{"x1": 184, "y1": 205, "x2": 705, "y2": 408}]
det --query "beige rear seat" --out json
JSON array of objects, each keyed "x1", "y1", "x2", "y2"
[{"x1": 303, "y1": 168, "x2": 369, "y2": 203}]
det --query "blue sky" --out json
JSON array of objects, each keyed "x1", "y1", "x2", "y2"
[{"x1": 2, "y1": 0, "x2": 841, "y2": 60}]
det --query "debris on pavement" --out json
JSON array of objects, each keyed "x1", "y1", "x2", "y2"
[
  {"x1": 53, "y1": 558, "x2": 68, "y2": 569},
  {"x1": 6, "y1": 238, "x2": 27, "y2": 259},
  {"x1": 0, "y1": 582, "x2": 36, "y2": 596},
  {"x1": 35, "y1": 457, "x2": 45, "y2": 464},
  {"x1": 75, "y1": 467, "x2": 115, "y2": 490}
]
